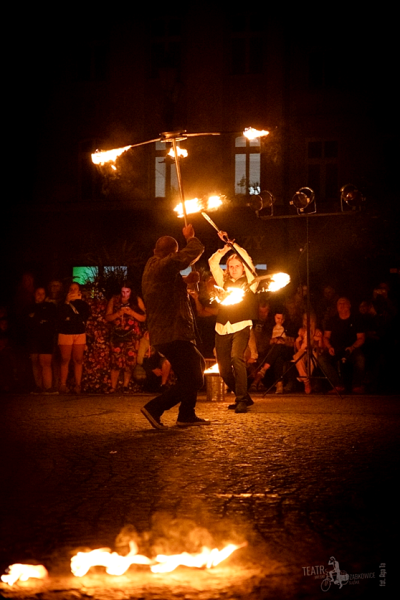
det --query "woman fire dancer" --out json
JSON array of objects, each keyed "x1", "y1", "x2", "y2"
[{"x1": 208, "y1": 231, "x2": 258, "y2": 413}]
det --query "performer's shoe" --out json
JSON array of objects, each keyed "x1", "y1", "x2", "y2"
[
  {"x1": 228, "y1": 396, "x2": 254, "y2": 410},
  {"x1": 352, "y1": 386, "x2": 365, "y2": 394},
  {"x1": 235, "y1": 401, "x2": 248, "y2": 413},
  {"x1": 275, "y1": 382, "x2": 284, "y2": 394},
  {"x1": 176, "y1": 416, "x2": 211, "y2": 427},
  {"x1": 141, "y1": 407, "x2": 167, "y2": 430},
  {"x1": 327, "y1": 386, "x2": 345, "y2": 395}
]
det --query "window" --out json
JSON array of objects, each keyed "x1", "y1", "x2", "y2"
[
  {"x1": 235, "y1": 136, "x2": 261, "y2": 195},
  {"x1": 154, "y1": 141, "x2": 178, "y2": 198},
  {"x1": 150, "y1": 17, "x2": 182, "y2": 79},
  {"x1": 307, "y1": 140, "x2": 339, "y2": 201},
  {"x1": 230, "y1": 14, "x2": 263, "y2": 75}
]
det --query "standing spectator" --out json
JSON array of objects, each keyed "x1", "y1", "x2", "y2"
[
  {"x1": 58, "y1": 282, "x2": 91, "y2": 394},
  {"x1": 45, "y1": 279, "x2": 64, "y2": 389},
  {"x1": 319, "y1": 297, "x2": 366, "y2": 393},
  {"x1": 141, "y1": 224, "x2": 208, "y2": 429},
  {"x1": 26, "y1": 287, "x2": 58, "y2": 394},
  {"x1": 81, "y1": 286, "x2": 111, "y2": 394},
  {"x1": 0, "y1": 306, "x2": 17, "y2": 392},
  {"x1": 105, "y1": 282, "x2": 146, "y2": 394}
]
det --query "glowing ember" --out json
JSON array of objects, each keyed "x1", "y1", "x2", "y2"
[
  {"x1": 151, "y1": 543, "x2": 244, "y2": 573},
  {"x1": 204, "y1": 362, "x2": 219, "y2": 374},
  {"x1": 71, "y1": 541, "x2": 151, "y2": 577},
  {"x1": 212, "y1": 286, "x2": 245, "y2": 306},
  {"x1": 168, "y1": 146, "x2": 188, "y2": 158},
  {"x1": 243, "y1": 127, "x2": 269, "y2": 140},
  {"x1": 265, "y1": 272, "x2": 290, "y2": 292},
  {"x1": 91, "y1": 145, "x2": 133, "y2": 166},
  {"x1": 174, "y1": 195, "x2": 223, "y2": 218},
  {"x1": 1, "y1": 564, "x2": 48, "y2": 586}
]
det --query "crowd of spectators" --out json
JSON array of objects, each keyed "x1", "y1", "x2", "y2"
[{"x1": 0, "y1": 271, "x2": 399, "y2": 395}]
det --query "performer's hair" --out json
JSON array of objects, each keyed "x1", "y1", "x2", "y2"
[{"x1": 154, "y1": 236, "x2": 178, "y2": 258}]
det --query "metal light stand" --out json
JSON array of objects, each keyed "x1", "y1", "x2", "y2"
[{"x1": 263, "y1": 214, "x2": 341, "y2": 397}]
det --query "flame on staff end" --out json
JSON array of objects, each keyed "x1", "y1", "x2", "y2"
[
  {"x1": 71, "y1": 541, "x2": 151, "y2": 577},
  {"x1": 264, "y1": 272, "x2": 290, "y2": 292},
  {"x1": 151, "y1": 543, "x2": 245, "y2": 574},
  {"x1": 1, "y1": 564, "x2": 48, "y2": 586},
  {"x1": 174, "y1": 195, "x2": 223, "y2": 218},
  {"x1": 91, "y1": 145, "x2": 133, "y2": 166},
  {"x1": 243, "y1": 127, "x2": 269, "y2": 140},
  {"x1": 168, "y1": 146, "x2": 188, "y2": 158}
]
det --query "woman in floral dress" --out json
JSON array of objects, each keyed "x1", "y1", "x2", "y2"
[{"x1": 105, "y1": 282, "x2": 146, "y2": 393}]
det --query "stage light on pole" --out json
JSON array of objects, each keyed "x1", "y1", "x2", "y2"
[
  {"x1": 290, "y1": 187, "x2": 316, "y2": 215},
  {"x1": 246, "y1": 190, "x2": 276, "y2": 218},
  {"x1": 340, "y1": 184, "x2": 365, "y2": 212}
]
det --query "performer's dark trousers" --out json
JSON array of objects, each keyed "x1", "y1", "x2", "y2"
[
  {"x1": 215, "y1": 326, "x2": 251, "y2": 404},
  {"x1": 143, "y1": 340, "x2": 205, "y2": 420}
]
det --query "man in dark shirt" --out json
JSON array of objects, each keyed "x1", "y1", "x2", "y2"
[
  {"x1": 141, "y1": 224, "x2": 209, "y2": 429},
  {"x1": 319, "y1": 297, "x2": 366, "y2": 393}
]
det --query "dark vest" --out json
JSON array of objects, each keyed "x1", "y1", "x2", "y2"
[{"x1": 216, "y1": 276, "x2": 258, "y2": 325}]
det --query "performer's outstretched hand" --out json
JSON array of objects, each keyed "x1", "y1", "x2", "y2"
[
  {"x1": 183, "y1": 224, "x2": 195, "y2": 240},
  {"x1": 218, "y1": 230, "x2": 235, "y2": 244}
]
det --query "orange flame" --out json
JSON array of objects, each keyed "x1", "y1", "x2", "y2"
[
  {"x1": 71, "y1": 541, "x2": 151, "y2": 577},
  {"x1": 91, "y1": 145, "x2": 132, "y2": 166},
  {"x1": 1, "y1": 564, "x2": 48, "y2": 586},
  {"x1": 212, "y1": 286, "x2": 245, "y2": 306},
  {"x1": 168, "y1": 146, "x2": 188, "y2": 158},
  {"x1": 204, "y1": 362, "x2": 219, "y2": 374},
  {"x1": 264, "y1": 272, "x2": 290, "y2": 292},
  {"x1": 151, "y1": 543, "x2": 244, "y2": 573},
  {"x1": 174, "y1": 195, "x2": 223, "y2": 218},
  {"x1": 243, "y1": 127, "x2": 269, "y2": 140}
]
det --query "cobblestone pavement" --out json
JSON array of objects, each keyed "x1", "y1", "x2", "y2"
[{"x1": 0, "y1": 389, "x2": 398, "y2": 599}]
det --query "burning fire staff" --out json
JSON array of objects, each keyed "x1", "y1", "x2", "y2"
[
  {"x1": 141, "y1": 224, "x2": 210, "y2": 429},
  {"x1": 208, "y1": 231, "x2": 258, "y2": 413}
]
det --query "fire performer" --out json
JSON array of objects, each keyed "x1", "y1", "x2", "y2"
[
  {"x1": 141, "y1": 224, "x2": 210, "y2": 429},
  {"x1": 208, "y1": 232, "x2": 258, "y2": 413}
]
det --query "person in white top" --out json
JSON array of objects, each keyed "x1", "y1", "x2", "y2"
[{"x1": 208, "y1": 231, "x2": 258, "y2": 413}]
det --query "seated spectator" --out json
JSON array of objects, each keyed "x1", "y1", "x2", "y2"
[
  {"x1": 284, "y1": 283, "x2": 309, "y2": 333},
  {"x1": 316, "y1": 283, "x2": 339, "y2": 331},
  {"x1": 26, "y1": 287, "x2": 58, "y2": 394},
  {"x1": 319, "y1": 297, "x2": 366, "y2": 393},
  {"x1": 292, "y1": 312, "x2": 324, "y2": 394},
  {"x1": 251, "y1": 309, "x2": 296, "y2": 393},
  {"x1": 247, "y1": 296, "x2": 274, "y2": 385}
]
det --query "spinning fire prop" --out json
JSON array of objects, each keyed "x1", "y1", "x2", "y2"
[{"x1": 243, "y1": 127, "x2": 269, "y2": 140}]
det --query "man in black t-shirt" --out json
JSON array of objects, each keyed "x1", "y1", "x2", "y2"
[{"x1": 319, "y1": 297, "x2": 366, "y2": 393}]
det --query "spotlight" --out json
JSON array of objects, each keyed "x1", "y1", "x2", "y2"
[
  {"x1": 290, "y1": 187, "x2": 316, "y2": 215},
  {"x1": 247, "y1": 190, "x2": 276, "y2": 218},
  {"x1": 340, "y1": 184, "x2": 365, "y2": 212}
]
